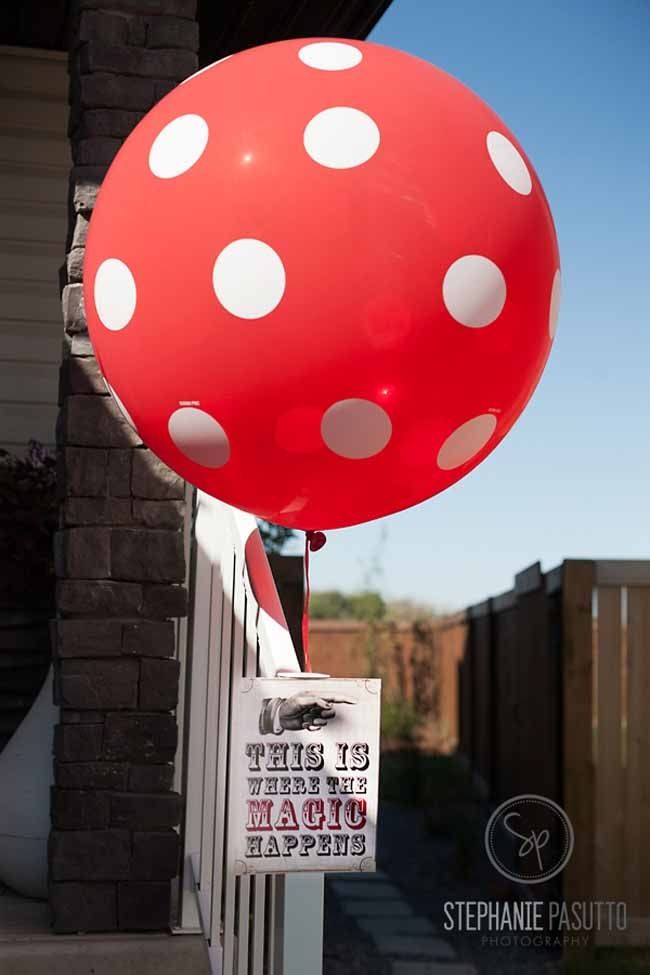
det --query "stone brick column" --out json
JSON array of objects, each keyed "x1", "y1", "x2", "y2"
[{"x1": 50, "y1": 0, "x2": 198, "y2": 934}]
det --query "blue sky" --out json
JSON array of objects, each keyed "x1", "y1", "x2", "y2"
[{"x1": 293, "y1": 0, "x2": 650, "y2": 610}]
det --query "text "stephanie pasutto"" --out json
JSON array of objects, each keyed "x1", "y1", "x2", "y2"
[{"x1": 443, "y1": 900, "x2": 627, "y2": 933}]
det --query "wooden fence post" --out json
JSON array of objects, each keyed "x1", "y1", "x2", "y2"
[
  {"x1": 470, "y1": 600, "x2": 494, "y2": 793},
  {"x1": 562, "y1": 560, "x2": 596, "y2": 910},
  {"x1": 458, "y1": 616, "x2": 474, "y2": 765},
  {"x1": 594, "y1": 585, "x2": 624, "y2": 907},
  {"x1": 268, "y1": 554, "x2": 305, "y2": 664},
  {"x1": 625, "y1": 586, "x2": 650, "y2": 925}
]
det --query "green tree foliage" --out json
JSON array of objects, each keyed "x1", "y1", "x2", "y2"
[
  {"x1": 310, "y1": 590, "x2": 440, "y2": 621},
  {"x1": 310, "y1": 589, "x2": 386, "y2": 621},
  {"x1": 384, "y1": 597, "x2": 441, "y2": 621},
  {"x1": 348, "y1": 590, "x2": 386, "y2": 621},
  {"x1": 308, "y1": 590, "x2": 350, "y2": 619},
  {"x1": 380, "y1": 696, "x2": 424, "y2": 744},
  {"x1": 258, "y1": 520, "x2": 296, "y2": 554}
]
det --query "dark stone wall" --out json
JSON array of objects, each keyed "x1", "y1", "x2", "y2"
[{"x1": 50, "y1": 0, "x2": 198, "y2": 934}]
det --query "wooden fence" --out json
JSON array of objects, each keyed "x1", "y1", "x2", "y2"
[
  {"x1": 6, "y1": 532, "x2": 643, "y2": 947},
  {"x1": 282, "y1": 555, "x2": 650, "y2": 944},
  {"x1": 457, "y1": 559, "x2": 650, "y2": 946},
  {"x1": 457, "y1": 561, "x2": 563, "y2": 803}
]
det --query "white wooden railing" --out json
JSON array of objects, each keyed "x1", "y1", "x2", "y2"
[{"x1": 173, "y1": 489, "x2": 324, "y2": 975}]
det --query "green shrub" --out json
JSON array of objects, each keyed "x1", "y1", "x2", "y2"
[
  {"x1": 381, "y1": 695, "x2": 423, "y2": 744},
  {"x1": 417, "y1": 754, "x2": 478, "y2": 806},
  {"x1": 379, "y1": 750, "x2": 420, "y2": 804},
  {"x1": 310, "y1": 589, "x2": 386, "y2": 621}
]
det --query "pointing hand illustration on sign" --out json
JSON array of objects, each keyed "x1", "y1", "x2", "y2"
[{"x1": 259, "y1": 693, "x2": 357, "y2": 735}]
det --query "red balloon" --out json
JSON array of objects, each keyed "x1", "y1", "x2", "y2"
[{"x1": 84, "y1": 38, "x2": 560, "y2": 530}]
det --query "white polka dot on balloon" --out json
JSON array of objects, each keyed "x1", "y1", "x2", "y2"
[
  {"x1": 442, "y1": 255, "x2": 506, "y2": 328},
  {"x1": 437, "y1": 414, "x2": 497, "y2": 470},
  {"x1": 180, "y1": 56, "x2": 231, "y2": 85},
  {"x1": 94, "y1": 258, "x2": 137, "y2": 331},
  {"x1": 486, "y1": 131, "x2": 532, "y2": 195},
  {"x1": 168, "y1": 407, "x2": 230, "y2": 468},
  {"x1": 149, "y1": 114, "x2": 209, "y2": 178},
  {"x1": 213, "y1": 239, "x2": 286, "y2": 319},
  {"x1": 299, "y1": 42, "x2": 363, "y2": 71},
  {"x1": 321, "y1": 399, "x2": 392, "y2": 459},
  {"x1": 304, "y1": 107, "x2": 380, "y2": 170},
  {"x1": 549, "y1": 269, "x2": 561, "y2": 339}
]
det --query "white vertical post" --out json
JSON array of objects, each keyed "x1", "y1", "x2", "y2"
[
  {"x1": 198, "y1": 553, "x2": 223, "y2": 918},
  {"x1": 175, "y1": 487, "x2": 206, "y2": 933},
  {"x1": 277, "y1": 875, "x2": 324, "y2": 975},
  {"x1": 171, "y1": 485, "x2": 191, "y2": 930},
  {"x1": 213, "y1": 509, "x2": 236, "y2": 971}
]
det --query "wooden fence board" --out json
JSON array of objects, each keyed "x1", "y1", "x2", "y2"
[
  {"x1": 434, "y1": 620, "x2": 466, "y2": 752},
  {"x1": 626, "y1": 588, "x2": 650, "y2": 915},
  {"x1": 517, "y1": 586, "x2": 555, "y2": 798},
  {"x1": 562, "y1": 560, "x2": 596, "y2": 905},
  {"x1": 471, "y1": 610, "x2": 493, "y2": 791},
  {"x1": 597, "y1": 917, "x2": 650, "y2": 947},
  {"x1": 595, "y1": 587, "x2": 624, "y2": 902},
  {"x1": 458, "y1": 628, "x2": 473, "y2": 763},
  {"x1": 637, "y1": 590, "x2": 650, "y2": 916},
  {"x1": 492, "y1": 604, "x2": 518, "y2": 801},
  {"x1": 547, "y1": 588, "x2": 563, "y2": 802}
]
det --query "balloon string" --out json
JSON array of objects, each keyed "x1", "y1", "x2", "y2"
[
  {"x1": 301, "y1": 530, "x2": 326, "y2": 672},
  {"x1": 302, "y1": 533, "x2": 313, "y2": 673}
]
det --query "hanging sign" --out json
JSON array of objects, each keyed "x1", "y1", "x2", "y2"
[{"x1": 228, "y1": 677, "x2": 380, "y2": 874}]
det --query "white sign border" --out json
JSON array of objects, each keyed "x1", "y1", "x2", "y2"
[{"x1": 227, "y1": 676, "x2": 381, "y2": 876}]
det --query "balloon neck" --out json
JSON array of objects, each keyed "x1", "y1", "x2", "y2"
[{"x1": 306, "y1": 530, "x2": 327, "y2": 552}]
